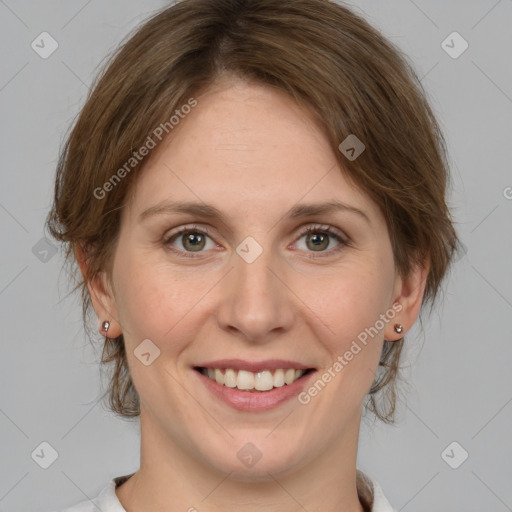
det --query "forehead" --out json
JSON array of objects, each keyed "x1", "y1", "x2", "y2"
[{"x1": 124, "y1": 80, "x2": 381, "y2": 226}]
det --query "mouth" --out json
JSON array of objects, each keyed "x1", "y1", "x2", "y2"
[
  {"x1": 192, "y1": 359, "x2": 318, "y2": 411},
  {"x1": 193, "y1": 366, "x2": 316, "y2": 392}
]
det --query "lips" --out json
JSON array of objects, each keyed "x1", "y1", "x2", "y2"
[{"x1": 192, "y1": 359, "x2": 317, "y2": 411}]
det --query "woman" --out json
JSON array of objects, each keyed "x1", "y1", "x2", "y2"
[{"x1": 47, "y1": 0, "x2": 460, "y2": 510}]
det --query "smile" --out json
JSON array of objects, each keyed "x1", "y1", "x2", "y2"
[
  {"x1": 193, "y1": 360, "x2": 317, "y2": 411},
  {"x1": 196, "y1": 367, "x2": 313, "y2": 392}
]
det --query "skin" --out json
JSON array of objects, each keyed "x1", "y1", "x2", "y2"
[{"x1": 81, "y1": 78, "x2": 428, "y2": 512}]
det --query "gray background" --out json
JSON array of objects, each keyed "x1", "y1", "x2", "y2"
[{"x1": 1, "y1": 1, "x2": 511, "y2": 511}]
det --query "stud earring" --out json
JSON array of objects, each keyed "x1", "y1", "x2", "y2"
[
  {"x1": 101, "y1": 320, "x2": 110, "y2": 335},
  {"x1": 394, "y1": 323, "x2": 404, "y2": 334}
]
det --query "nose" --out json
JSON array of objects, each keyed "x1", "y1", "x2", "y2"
[{"x1": 216, "y1": 245, "x2": 295, "y2": 344}]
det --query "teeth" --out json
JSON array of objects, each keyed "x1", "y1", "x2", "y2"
[
  {"x1": 214, "y1": 368, "x2": 224, "y2": 385},
  {"x1": 224, "y1": 369, "x2": 237, "y2": 388},
  {"x1": 285, "y1": 369, "x2": 296, "y2": 385},
  {"x1": 237, "y1": 370, "x2": 254, "y2": 390},
  {"x1": 273, "y1": 369, "x2": 285, "y2": 387},
  {"x1": 254, "y1": 370, "x2": 273, "y2": 391},
  {"x1": 201, "y1": 367, "x2": 308, "y2": 391}
]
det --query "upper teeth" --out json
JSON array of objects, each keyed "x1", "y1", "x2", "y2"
[{"x1": 202, "y1": 368, "x2": 306, "y2": 391}]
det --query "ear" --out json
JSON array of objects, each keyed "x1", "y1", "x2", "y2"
[
  {"x1": 385, "y1": 258, "x2": 430, "y2": 341},
  {"x1": 75, "y1": 244, "x2": 123, "y2": 338}
]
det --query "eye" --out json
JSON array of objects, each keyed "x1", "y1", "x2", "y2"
[
  {"x1": 293, "y1": 224, "x2": 348, "y2": 258},
  {"x1": 163, "y1": 223, "x2": 349, "y2": 259},
  {"x1": 163, "y1": 224, "x2": 217, "y2": 258}
]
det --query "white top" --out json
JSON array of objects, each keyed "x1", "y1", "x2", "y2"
[{"x1": 52, "y1": 470, "x2": 397, "y2": 512}]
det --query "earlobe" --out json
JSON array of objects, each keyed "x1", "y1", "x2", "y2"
[
  {"x1": 74, "y1": 244, "x2": 123, "y2": 338},
  {"x1": 98, "y1": 318, "x2": 122, "y2": 338},
  {"x1": 88, "y1": 271, "x2": 123, "y2": 338},
  {"x1": 393, "y1": 323, "x2": 404, "y2": 335},
  {"x1": 101, "y1": 320, "x2": 111, "y2": 336},
  {"x1": 386, "y1": 259, "x2": 429, "y2": 341}
]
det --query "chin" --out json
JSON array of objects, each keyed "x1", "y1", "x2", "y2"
[
  {"x1": 212, "y1": 458, "x2": 300, "y2": 483},
  {"x1": 198, "y1": 435, "x2": 305, "y2": 481}
]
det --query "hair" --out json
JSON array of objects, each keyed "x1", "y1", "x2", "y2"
[{"x1": 47, "y1": 0, "x2": 460, "y2": 438}]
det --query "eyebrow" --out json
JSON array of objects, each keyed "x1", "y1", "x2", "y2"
[{"x1": 138, "y1": 199, "x2": 371, "y2": 225}]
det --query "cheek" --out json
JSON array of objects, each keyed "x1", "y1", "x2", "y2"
[
  {"x1": 302, "y1": 269, "x2": 391, "y2": 413},
  {"x1": 306, "y1": 262, "x2": 393, "y2": 344},
  {"x1": 297, "y1": 259, "x2": 395, "y2": 408},
  {"x1": 112, "y1": 250, "x2": 190, "y2": 348}
]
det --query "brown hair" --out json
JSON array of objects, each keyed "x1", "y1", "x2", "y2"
[{"x1": 46, "y1": 0, "x2": 460, "y2": 431}]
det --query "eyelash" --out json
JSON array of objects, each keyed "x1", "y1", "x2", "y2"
[{"x1": 163, "y1": 223, "x2": 349, "y2": 260}]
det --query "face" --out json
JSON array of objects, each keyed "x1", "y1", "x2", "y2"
[{"x1": 91, "y1": 79, "x2": 425, "y2": 480}]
